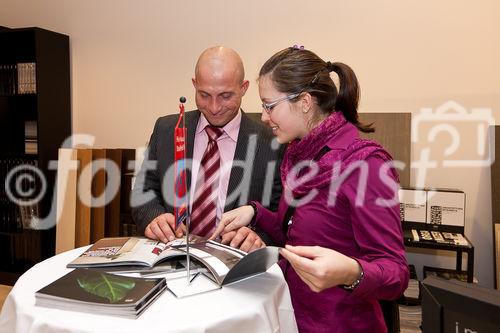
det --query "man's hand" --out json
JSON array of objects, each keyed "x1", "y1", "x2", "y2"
[
  {"x1": 144, "y1": 213, "x2": 185, "y2": 243},
  {"x1": 220, "y1": 226, "x2": 266, "y2": 253}
]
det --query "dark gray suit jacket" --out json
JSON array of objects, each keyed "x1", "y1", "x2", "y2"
[{"x1": 131, "y1": 110, "x2": 285, "y2": 240}]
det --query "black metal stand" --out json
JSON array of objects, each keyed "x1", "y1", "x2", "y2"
[{"x1": 404, "y1": 236, "x2": 475, "y2": 283}]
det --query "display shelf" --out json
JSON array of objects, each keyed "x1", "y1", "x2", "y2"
[
  {"x1": 0, "y1": 27, "x2": 71, "y2": 285},
  {"x1": 405, "y1": 235, "x2": 475, "y2": 283}
]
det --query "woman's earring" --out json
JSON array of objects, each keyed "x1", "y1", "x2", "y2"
[{"x1": 302, "y1": 108, "x2": 309, "y2": 114}]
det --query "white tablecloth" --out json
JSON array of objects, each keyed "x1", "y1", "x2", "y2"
[{"x1": 0, "y1": 247, "x2": 298, "y2": 333}]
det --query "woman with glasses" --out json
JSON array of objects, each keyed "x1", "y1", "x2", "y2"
[{"x1": 210, "y1": 47, "x2": 409, "y2": 333}]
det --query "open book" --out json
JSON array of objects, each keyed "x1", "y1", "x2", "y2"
[{"x1": 67, "y1": 236, "x2": 279, "y2": 288}]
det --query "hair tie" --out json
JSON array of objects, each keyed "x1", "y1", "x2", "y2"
[
  {"x1": 292, "y1": 44, "x2": 305, "y2": 50},
  {"x1": 325, "y1": 61, "x2": 335, "y2": 72}
]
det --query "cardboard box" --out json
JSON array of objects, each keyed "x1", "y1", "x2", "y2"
[
  {"x1": 426, "y1": 190, "x2": 465, "y2": 227},
  {"x1": 399, "y1": 188, "x2": 427, "y2": 224}
]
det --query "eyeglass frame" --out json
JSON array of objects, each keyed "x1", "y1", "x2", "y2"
[
  {"x1": 261, "y1": 69, "x2": 323, "y2": 114},
  {"x1": 261, "y1": 92, "x2": 301, "y2": 114}
]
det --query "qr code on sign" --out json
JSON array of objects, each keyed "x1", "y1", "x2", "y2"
[{"x1": 430, "y1": 206, "x2": 442, "y2": 224}]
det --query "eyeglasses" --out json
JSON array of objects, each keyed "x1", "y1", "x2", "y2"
[
  {"x1": 261, "y1": 69, "x2": 323, "y2": 114},
  {"x1": 261, "y1": 93, "x2": 301, "y2": 114}
]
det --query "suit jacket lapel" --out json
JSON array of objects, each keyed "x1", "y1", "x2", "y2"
[
  {"x1": 185, "y1": 111, "x2": 200, "y2": 189},
  {"x1": 224, "y1": 111, "x2": 261, "y2": 212}
]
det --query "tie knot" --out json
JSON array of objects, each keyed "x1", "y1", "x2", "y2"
[{"x1": 205, "y1": 126, "x2": 224, "y2": 142}]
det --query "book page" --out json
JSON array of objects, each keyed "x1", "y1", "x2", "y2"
[
  {"x1": 68, "y1": 237, "x2": 167, "y2": 267},
  {"x1": 180, "y1": 242, "x2": 244, "y2": 283}
]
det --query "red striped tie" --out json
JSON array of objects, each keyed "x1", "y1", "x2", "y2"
[{"x1": 190, "y1": 125, "x2": 224, "y2": 236}]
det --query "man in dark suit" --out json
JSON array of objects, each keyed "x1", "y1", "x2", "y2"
[{"x1": 132, "y1": 46, "x2": 284, "y2": 252}]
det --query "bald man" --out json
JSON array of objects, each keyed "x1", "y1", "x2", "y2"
[{"x1": 131, "y1": 47, "x2": 284, "y2": 252}]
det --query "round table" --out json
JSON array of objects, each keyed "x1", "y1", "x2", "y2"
[{"x1": 0, "y1": 247, "x2": 298, "y2": 333}]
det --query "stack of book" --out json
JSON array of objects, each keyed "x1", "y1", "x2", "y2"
[
  {"x1": 0, "y1": 63, "x2": 37, "y2": 95},
  {"x1": 0, "y1": 158, "x2": 38, "y2": 231},
  {"x1": 17, "y1": 63, "x2": 37, "y2": 94},
  {"x1": 398, "y1": 304, "x2": 422, "y2": 333},
  {"x1": 35, "y1": 268, "x2": 167, "y2": 318},
  {"x1": 398, "y1": 265, "x2": 422, "y2": 332},
  {"x1": 423, "y1": 265, "x2": 478, "y2": 284},
  {"x1": 0, "y1": 64, "x2": 17, "y2": 95},
  {"x1": 24, "y1": 120, "x2": 37, "y2": 155}
]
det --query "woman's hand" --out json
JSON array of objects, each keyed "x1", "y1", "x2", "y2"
[
  {"x1": 280, "y1": 245, "x2": 362, "y2": 293},
  {"x1": 209, "y1": 205, "x2": 255, "y2": 241},
  {"x1": 219, "y1": 227, "x2": 266, "y2": 253}
]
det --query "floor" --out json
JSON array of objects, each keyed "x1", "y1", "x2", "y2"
[{"x1": 0, "y1": 285, "x2": 12, "y2": 312}]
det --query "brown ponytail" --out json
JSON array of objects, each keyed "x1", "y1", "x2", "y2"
[{"x1": 330, "y1": 62, "x2": 374, "y2": 133}]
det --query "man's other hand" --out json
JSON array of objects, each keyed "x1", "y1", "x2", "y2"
[{"x1": 144, "y1": 213, "x2": 185, "y2": 243}]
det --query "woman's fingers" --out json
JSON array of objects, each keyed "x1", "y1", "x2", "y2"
[
  {"x1": 285, "y1": 245, "x2": 326, "y2": 258},
  {"x1": 209, "y1": 221, "x2": 226, "y2": 240},
  {"x1": 280, "y1": 247, "x2": 317, "y2": 272}
]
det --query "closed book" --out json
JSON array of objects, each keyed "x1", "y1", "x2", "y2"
[{"x1": 35, "y1": 268, "x2": 166, "y2": 318}]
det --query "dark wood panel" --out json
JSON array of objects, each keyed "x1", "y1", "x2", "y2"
[
  {"x1": 90, "y1": 149, "x2": 106, "y2": 243},
  {"x1": 359, "y1": 112, "x2": 412, "y2": 187},
  {"x1": 491, "y1": 126, "x2": 500, "y2": 223},
  {"x1": 75, "y1": 149, "x2": 92, "y2": 247},
  {"x1": 490, "y1": 125, "x2": 500, "y2": 289},
  {"x1": 105, "y1": 149, "x2": 123, "y2": 237}
]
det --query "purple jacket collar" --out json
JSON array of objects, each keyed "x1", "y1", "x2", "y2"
[{"x1": 281, "y1": 112, "x2": 395, "y2": 198}]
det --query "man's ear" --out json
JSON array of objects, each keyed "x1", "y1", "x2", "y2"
[
  {"x1": 240, "y1": 80, "x2": 250, "y2": 96},
  {"x1": 191, "y1": 77, "x2": 197, "y2": 88}
]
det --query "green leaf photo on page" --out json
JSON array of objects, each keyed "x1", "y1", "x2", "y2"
[
  {"x1": 35, "y1": 268, "x2": 167, "y2": 318},
  {"x1": 77, "y1": 273, "x2": 136, "y2": 303}
]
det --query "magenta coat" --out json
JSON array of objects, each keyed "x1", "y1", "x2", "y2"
[{"x1": 254, "y1": 116, "x2": 409, "y2": 333}]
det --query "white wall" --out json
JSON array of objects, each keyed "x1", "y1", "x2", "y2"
[{"x1": 1, "y1": 0, "x2": 499, "y2": 287}]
